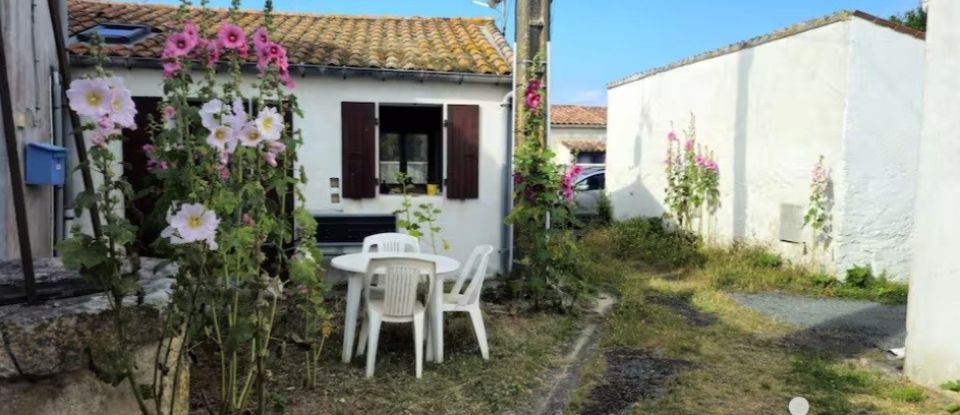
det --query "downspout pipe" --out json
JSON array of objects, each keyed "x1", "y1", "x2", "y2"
[
  {"x1": 500, "y1": 89, "x2": 514, "y2": 275},
  {"x1": 47, "y1": 0, "x2": 103, "y2": 238}
]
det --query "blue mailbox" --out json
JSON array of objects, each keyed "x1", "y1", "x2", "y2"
[{"x1": 25, "y1": 142, "x2": 67, "y2": 186}]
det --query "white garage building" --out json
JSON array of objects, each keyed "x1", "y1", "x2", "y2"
[{"x1": 606, "y1": 11, "x2": 925, "y2": 280}]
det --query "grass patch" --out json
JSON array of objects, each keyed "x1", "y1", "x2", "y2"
[
  {"x1": 569, "y1": 264, "x2": 948, "y2": 414},
  {"x1": 190, "y1": 297, "x2": 580, "y2": 414},
  {"x1": 701, "y1": 244, "x2": 908, "y2": 304}
]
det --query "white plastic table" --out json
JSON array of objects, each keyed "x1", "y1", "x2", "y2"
[{"x1": 330, "y1": 252, "x2": 460, "y2": 364}]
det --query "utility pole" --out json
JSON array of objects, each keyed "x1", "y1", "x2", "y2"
[{"x1": 514, "y1": 0, "x2": 551, "y2": 147}]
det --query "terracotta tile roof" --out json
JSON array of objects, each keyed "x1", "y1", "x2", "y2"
[
  {"x1": 562, "y1": 139, "x2": 605, "y2": 153},
  {"x1": 66, "y1": 0, "x2": 513, "y2": 77},
  {"x1": 551, "y1": 105, "x2": 606, "y2": 127},
  {"x1": 609, "y1": 10, "x2": 924, "y2": 88}
]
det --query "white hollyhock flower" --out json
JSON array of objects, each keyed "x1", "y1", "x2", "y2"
[
  {"x1": 200, "y1": 98, "x2": 227, "y2": 130},
  {"x1": 164, "y1": 203, "x2": 219, "y2": 250},
  {"x1": 107, "y1": 86, "x2": 137, "y2": 129},
  {"x1": 239, "y1": 122, "x2": 263, "y2": 147},
  {"x1": 207, "y1": 125, "x2": 238, "y2": 153},
  {"x1": 255, "y1": 106, "x2": 283, "y2": 141},
  {"x1": 66, "y1": 78, "x2": 112, "y2": 118}
]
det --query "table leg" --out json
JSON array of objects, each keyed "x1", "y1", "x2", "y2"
[
  {"x1": 342, "y1": 274, "x2": 362, "y2": 363},
  {"x1": 432, "y1": 277, "x2": 444, "y2": 363}
]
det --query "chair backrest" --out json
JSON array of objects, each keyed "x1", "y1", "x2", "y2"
[
  {"x1": 450, "y1": 245, "x2": 494, "y2": 306},
  {"x1": 365, "y1": 257, "x2": 435, "y2": 316},
  {"x1": 362, "y1": 232, "x2": 420, "y2": 254}
]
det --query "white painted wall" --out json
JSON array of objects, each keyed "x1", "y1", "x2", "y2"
[
  {"x1": 607, "y1": 20, "x2": 851, "y2": 262},
  {"x1": 548, "y1": 126, "x2": 605, "y2": 165},
  {"x1": 905, "y1": 0, "x2": 960, "y2": 389},
  {"x1": 606, "y1": 17, "x2": 924, "y2": 279},
  {"x1": 71, "y1": 68, "x2": 511, "y2": 273},
  {"x1": 833, "y1": 18, "x2": 924, "y2": 279}
]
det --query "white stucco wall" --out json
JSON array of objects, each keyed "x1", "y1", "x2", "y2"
[
  {"x1": 833, "y1": 19, "x2": 924, "y2": 279},
  {"x1": 549, "y1": 126, "x2": 605, "y2": 165},
  {"x1": 71, "y1": 68, "x2": 511, "y2": 273},
  {"x1": 606, "y1": 17, "x2": 924, "y2": 279},
  {"x1": 607, "y1": 20, "x2": 851, "y2": 261},
  {"x1": 905, "y1": 0, "x2": 960, "y2": 389}
]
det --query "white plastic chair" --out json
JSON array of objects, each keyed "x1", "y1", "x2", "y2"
[
  {"x1": 362, "y1": 232, "x2": 420, "y2": 290},
  {"x1": 438, "y1": 245, "x2": 494, "y2": 360},
  {"x1": 356, "y1": 257, "x2": 434, "y2": 378},
  {"x1": 362, "y1": 232, "x2": 420, "y2": 254}
]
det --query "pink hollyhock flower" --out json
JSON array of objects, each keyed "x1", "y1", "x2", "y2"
[
  {"x1": 162, "y1": 104, "x2": 176, "y2": 121},
  {"x1": 162, "y1": 59, "x2": 182, "y2": 78},
  {"x1": 525, "y1": 92, "x2": 541, "y2": 110},
  {"x1": 706, "y1": 159, "x2": 719, "y2": 172},
  {"x1": 66, "y1": 78, "x2": 111, "y2": 118},
  {"x1": 182, "y1": 20, "x2": 199, "y2": 46},
  {"x1": 513, "y1": 172, "x2": 524, "y2": 185},
  {"x1": 684, "y1": 139, "x2": 695, "y2": 152},
  {"x1": 97, "y1": 116, "x2": 113, "y2": 130},
  {"x1": 219, "y1": 163, "x2": 230, "y2": 180},
  {"x1": 667, "y1": 131, "x2": 678, "y2": 142},
  {"x1": 263, "y1": 140, "x2": 286, "y2": 167},
  {"x1": 264, "y1": 41, "x2": 283, "y2": 60},
  {"x1": 524, "y1": 186, "x2": 536, "y2": 202},
  {"x1": 164, "y1": 32, "x2": 194, "y2": 57},
  {"x1": 217, "y1": 22, "x2": 246, "y2": 50},
  {"x1": 281, "y1": 74, "x2": 296, "y2": 90},
  {"x1": 253, "y1": 27, "x2": 270, "y2": 53},
  {"x1": 242, "y1": 213, "x2": 255, "y2": 226},
  {"x1": 204, "y1": 40, "x2": 221, "y2": 68},
  {"x1": 526, "y1": 78, "x2": 542, "y2": 94}
]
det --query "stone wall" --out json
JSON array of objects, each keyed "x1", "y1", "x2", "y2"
[{"x1": 0, "y1": 258, "x2": 188, "y2": 414}]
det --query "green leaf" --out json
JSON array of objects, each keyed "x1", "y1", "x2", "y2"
[{"x1": 943, "y1": 380, "x2": 960, "y2": 392}]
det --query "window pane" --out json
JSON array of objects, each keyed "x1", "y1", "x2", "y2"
[{"x1": 380, "y1": 132, "x2": 401, "y2": 183}]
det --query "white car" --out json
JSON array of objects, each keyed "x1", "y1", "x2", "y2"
[{"x1": 573, "y1": 168, "x2": 605, "y2": 217}]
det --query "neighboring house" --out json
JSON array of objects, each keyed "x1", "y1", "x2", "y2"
[
  {"x1": 65, "y1": 0, "x2": 514, "y2": 273},
  {"x1": 549, "y1": 105, "x2": 606, "y2": 166},
  {"x1": 606, "y1": 11, "x2": 925, "y2": 280}
]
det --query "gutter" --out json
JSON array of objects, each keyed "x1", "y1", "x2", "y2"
[{"x1": 69, "y1": 55, "x2": 513, "y2": 85}]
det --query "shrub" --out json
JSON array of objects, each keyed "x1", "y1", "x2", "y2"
[
  {"x1": 845, "y1": 265, "x2": 874, "y2": 288},
  {"x1": 752, "y1": 251, "x2": 784, "y2": 268},
  {"x1": 611, "y1": 217, "x2": 704, "y2": 269},
  {"x1": 595, "y1": 192, "x2": 613, "y2": 226}
]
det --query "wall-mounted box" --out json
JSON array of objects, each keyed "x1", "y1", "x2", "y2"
[{"x1": 25, "y1": 142, "x2": 67, "y2": 186}]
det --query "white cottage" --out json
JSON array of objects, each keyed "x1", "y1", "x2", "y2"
[
  {"x1": 606, "y1": 11, "x2": 925, "y2": 280},
  {"x1": 549, "y1": 105, "x2": 606, "y2": 166},
  {"x1": 65, "y1": 0, "x2": 515, "y2": 273}
]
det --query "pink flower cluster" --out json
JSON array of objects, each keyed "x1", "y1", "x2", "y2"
[
  {"x1": 163, "y1": 20, "x2": 291, "y2": 84},
  {"x1": 143, "y1": 143, "x2": 169, "y2": 172},
  {"x1": 525, "y1": 78, "x2": 542, "y2": 110},
  {"x1": 65, "y1": 77, "x2": 137, "y2": 147},
  {"x1": 253, "y1": 27, "x2": 295, "y2": 90},
  {"x1": 811, "y1": 157, "x2": 829, "y2": 192},
  {"x1": 561, "y1": 164, "x2": 584, "y2": 202},
  {"x1": 199, "y1": 98, "x2": 287, "y2": 170},
  {"x1": 694, "y1": 154, "x2": 718, "y2": 172}
]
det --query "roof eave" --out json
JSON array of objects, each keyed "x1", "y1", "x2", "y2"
[
  {"x1": 69, "y1": 55, "x2": 513, "y2": 85},
  {"x1": 607, "y1": 9, "x2": 925, "y2": 89}
]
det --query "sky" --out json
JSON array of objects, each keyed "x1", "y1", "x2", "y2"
[{"x1": 143, "y1": 0, "x2": 921, "y2": 106}]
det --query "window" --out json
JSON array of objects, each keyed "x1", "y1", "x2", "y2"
[
  {"x1": 576, "y1": 151, "x2": 606, "y2": 165},
  {"x1": 78, "y1": 23, "x2": 151, "y2": 45},
  {"x1": 378, "y1": 105, "x2": 443, "y2": 194},
  {"x1": 340, "y1": 102, "x2": 479, "y2": 200}
]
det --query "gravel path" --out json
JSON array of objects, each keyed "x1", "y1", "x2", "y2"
[{"x1": 729, "y1": 292, "x2": 906, "y2": 356}]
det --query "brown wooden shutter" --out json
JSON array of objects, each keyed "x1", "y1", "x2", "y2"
[
  {"x1": 341, "y1": 102, "x2": 376, "y2": 199},
  {"x1": 446, "y1": 105, "x2": 480, "y2": 199}
]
